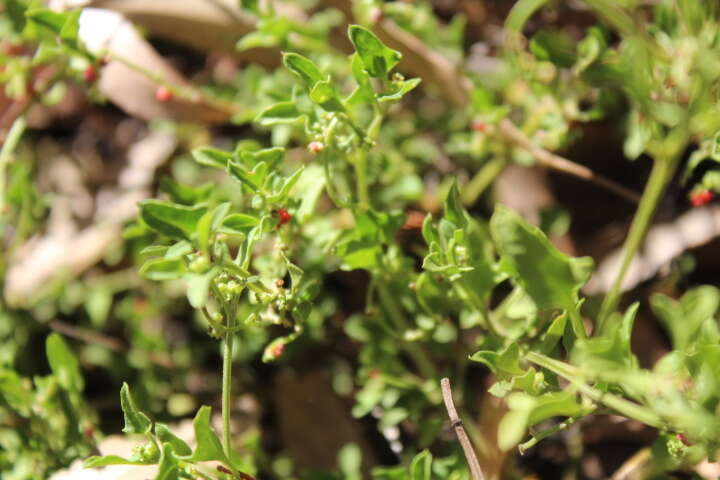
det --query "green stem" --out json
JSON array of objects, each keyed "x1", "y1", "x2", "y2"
[
  {"x1": 519, "y1": 414, "x2": 583, "y2": 454},
  {"x1": 526, "y1": 352, "x2": 663, "y2": 428},
  {"x1": 221, "y1": 329, "x2": 234, "y2": 460},
  {"x1": 351, "y1": 149, "x2": 369, "y2": 211},
  {"x1": 461, "y1": 156, "x2": 506, "y2": 206},
  {"x1": 597, "y1": 154, "x2": 680, "y2": 330},
  {"x1": 376, "y1": 281, "x2": 437, "y2": 379},
  {"x1": 0, "y1": 115, "x2": 28, "y2": 214}
]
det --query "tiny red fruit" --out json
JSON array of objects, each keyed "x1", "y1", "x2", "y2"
[
  {"x1": 155, "y1": 85, "x2": 173, "y2": 102},
  {"x1": 690, "y1": 189, "x2": 714, "y2": 207},
  {"x1": 83, "y1": 65, "x2": 97, "y2": 83},
  {"x1": 308, "y1": 141, "x2": 324, "y2": 153},
  {"x1": 676, "y1": 433, "x2": 691, "y2": 446},
  {"x1": 471, "y1": 120, "x2": 488, "y2": 133},
  {"x1": 272, "y1": 343, "x2": 285, "y2": 358},
  {"x1": 276, "y1": 208, "x2": 292, "y2": 226}
]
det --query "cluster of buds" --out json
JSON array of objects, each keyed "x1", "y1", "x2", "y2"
[
  {"x1": 188, "y1": 253, "x2": 210, "y2": 273},
  {"x1": 215, "y1": 272, "x2": 244, "y2": 302}
]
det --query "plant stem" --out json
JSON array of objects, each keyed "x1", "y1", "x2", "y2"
[
  {"x1": 351, "y1": 149, "x2": 369, "y2": 211},
  {"x1": 519, "y1": 414, "x2": 583, "y2": 454},
  {"x1": 462, "y1": 156, "x2": 506, "y2": 206},
  {"x1": 597, "y1": 154, "x2": 680, "y2": 329},
  {"x1": 526, "y1": 352, "x2": 663, "y2": 428},
  {"x1": 0, "y1": 115, "x2": 27, "y2": 214},
  {"x1": 221, "y1": 329, "x2": 234, "y2": 460},
  {"x1": 376, "y1": 281, "x2": 437, "y2": 379}
]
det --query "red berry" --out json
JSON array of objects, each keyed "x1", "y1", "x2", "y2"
[
  {"x1": 83, "y1": 65, "x2": 97, "y2": 83},
  {"x1": 690, "y1": 190, "x2": 714, "y2": 207},
  {"x1": 676, "y1": 433, "x2": 691, "y2": 446},
  {"x1": 471, "y1": 120, "x2": 488, "y2": 133},
  {"x1": 276, "y1": 208, "x2": 292, "y2": 226},
  {"x1": 155, "y1": 86, "x2": 173, "y2": 102},
  {"x1": 272, "y1": 343, "x2": 285, "y2": 358},
  {"x1": 308, "y1": 141, "x2": 324, "y2": 153}
]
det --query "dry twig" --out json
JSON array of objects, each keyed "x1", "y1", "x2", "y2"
[{"x1": 441, "y1": 378, "x2": 485, "y2": 480}]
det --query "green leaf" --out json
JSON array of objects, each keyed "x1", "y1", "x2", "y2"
[
  {"x1": 59, "y1": 9, "x2": 80, "y2": 42},
  {"x1": 156, "y1": 443, "x2": 180, "y2": 480},
  {"x1": 0, "y1": 369, "x2": 32, "y2": 415},
  {"x1": 348, "y1": 25, "x2": 402, "y2": 78},
  {"x1": 139, "y1": 200, "x2": 208, "y2": 240},
  {"x1": 46, "y1": 333, "x2": 83, "y2": 393},
  {"x1": 499, "y1": 391, "x2": 585, "y2": 450},
  {"x1": 159, "y1": 177, "x2": 212, "y2": 205},
  {"x1": 470, "y1": 342, "x2": 525, "y2": 379},
  {"x1": 651, "y1": 286, "x2": 720, "y2": 351},
  {"x1": 220, "y1": 213, "x2": 260, "y2": 234},
  {"x1": 338, "y1": 443, "x2": 362, "y2": 478},
  {"x1": 347, "y1": 53, "x2": 375, "y2": 106},
  {"x1": 266, "y1": 166, "x2": 305, "y2": 203},
  {"x1": 227, "y1": 161, "x2": 266, "y2": 191},
  {"x1": 25, "y1": 8, "x2": 67, "y2": 34},
  {"x1": 186, "y1": 269, "x2": 217, "y2": 309},
  {"x1": 197, "y1": 203, "x2": 230, "y2": 254},
  {"x1": 189, "y1": 406, "x2": 229, "y2": 464},
  {"x1": 120, "y1": 383, "x2": 152, "y2": 434},
  {"x1": 378, "y1": 78, "x2": 421, "y2": 103},
  {"x1": 192, "y1": 147, "x2": 233, "y2": 169},
  {"x1": 490, "y1": 205, "x2": 592, "y2": 312},
  {"x1": 239, "y1": 0, "x2": 260, "y2": 15},
  {"x1": 155, "y1": 423, "x2": 192, "y2": 457},
  {"x1": 283, "y1": 52, "x2": 325, "y2": 88},
  {"x1": 84, "y1": 455, "x2": 151, "y2": 468},
  {"x1": 139, "y1": 258, "x2": 186, "y2": 281},
  {"x1": 255, "y1": 102, "x2": 302, "y2": 126},
  {"x1": 409, "y1": 450, "x2": 432, "y2": 480},
  {"x1": 444, "y1": 181, "x2": 468, "y2": 228},
  {"x1": 309, "y1": 80, "x2": 345, "y2": 112}
]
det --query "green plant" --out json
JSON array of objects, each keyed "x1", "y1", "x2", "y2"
[{"x1": 3, "y1": 1, "x2": 720, "y2": 479}]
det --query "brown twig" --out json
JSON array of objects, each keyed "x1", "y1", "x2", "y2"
[
  {"x1": 441, "y1": 378, "x2": 485, "y2": 480},
  {"x1": 498, "y1": 119, "x2": 641, "y2": 204}
]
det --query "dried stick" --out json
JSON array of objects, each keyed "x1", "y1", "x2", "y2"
[
  {"x1": 441, "y1": 378, "x2": 485, "y2": 480},
  {"x1": 498, "y1": 119, "x2": 641, "y2": 204}
]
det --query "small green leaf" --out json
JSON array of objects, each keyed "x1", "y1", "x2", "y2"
[
  {"x1": 186, "y1": 269, "x2": 217, "y2": 309},
  {"x1": 239, "y1": 0, "x2": 260, "y2": 15},
  {"x1": 255, "y1": 102, "x2": 302, "y2": 126},
  {"x1": 227, "y1": 161, "x2": 265, "y2": 191},
  {"x1": 139, "y1": 200, "x2": 208, "y2": 240},
  {"x1": 25, "y1": 8, "x2": 67, "y2": 34},
  {"x1": 220, "y1": 213, "x2": 259, "y2": 234},
  {"x1": 120, "y1": 382, "x2": 152, "y2": 434},
  {"x1": 470, "y1": 342, "x2": 525, "y2": 379},
  {"x1": 282, "y1": 52, "x2": 324, "y2": 88},
  {"x1": 444, "y1": 181, "x2": 468, "y2": 228},
  {"x1": 139, "y1": 257, "x2": 186, "y2": 281},
  {"x1": 0, "y1": 369, "x2": 32, "y2": 415},
  {"x1": 156, "y1": 443, "x2": 180, "y2": 480},
  {"x1": 192, "y1": 147, "x2": 233, "y2": 169},
  {"x1": 197, "y1": 203, "x2": 230, "y2": 254},
  {"x1": 46, "y1": 333, "x2": 83, "y2": 393},
  {"x1": 266, "y1": 166, "x2": 305, "y2": 204},
  {"x1": 348, "y1": 25, "x2": 402, "y2": 78},
  {"x1": 309, "y1": 80, "x2": 345, "y2": 112},
  {"x1": 84, "y1": 455, "x2": 151, "y2": 468},
  {"x1": 189, "y1": 406, "x2": 229, "y2": 464},
  {"x1": 491, "y1": 205, "x2": 592, "y2": 312},
  {"x1": 58, "y1": 9, "x2": 81, "y2": 43},
  {"x1": 410, "y1": 450, "x2": 432, "y2": 480},
  {"x1": 378, "y1": 78, "x2": 421, "y2": 103},
  {"x1": 347, "y1": 53, "x2": 375, "y2": 105},
  {"x1": 155, "y1": 423, "x2": 192, "y2": 457}
]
